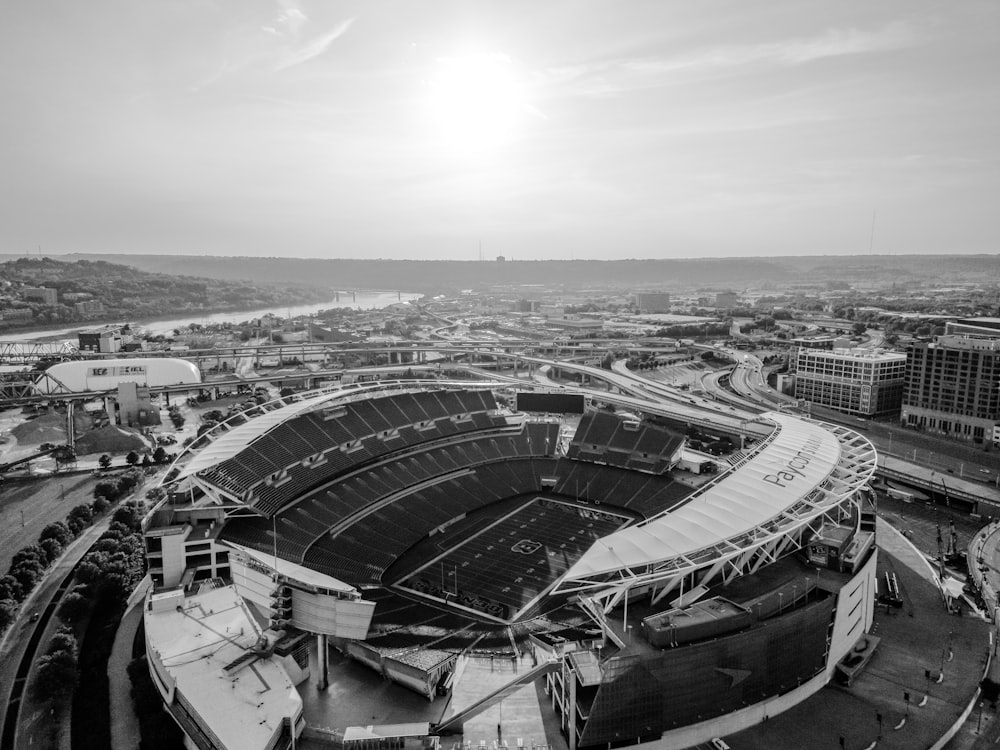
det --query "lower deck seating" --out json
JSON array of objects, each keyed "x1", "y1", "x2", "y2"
[{"x1": 303, "y1": 458, "x2": 552, "y2": 585}]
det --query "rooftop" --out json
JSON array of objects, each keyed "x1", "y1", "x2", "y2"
[{"x1": 144, "y1": 585, "x2": 301, "y2": 750}]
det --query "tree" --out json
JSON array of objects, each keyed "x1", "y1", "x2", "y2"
[
  {"x1": 53, "y1": 446, "x2": 76, "y2": 470},
  {"x1": 851, "y1": 322, "x2": 867, "y2": 336},
  {"x1": 39, "y1": 538, "x2": 63, "y2": 565},
  {"x1": 98, "y1": 454, "x2": 112, "y2": 470},
  {"x1": 58, "y1": 589, "x2": 91, "y2": 624},
  {"x1": 125, "y1": 450, "x2": 140, "y2": 466},
  {"x1": 113, "y1": 502, "x2": 146, "y2": 533},
  {"x1": 0, "y1": 599, "x2": 17, "y2": 632},
  {"x1": 66, "y1": 503, "x2": 94, "y2": 535},
  {"x1": 152, "y1": 446, "x2": 168, "y2": 464},
  {"x1": 93, "y1": 480, "x2": 119, "y2": 503},
  {"x1": 40, "y1": 521, "x2": 74, "y2": 547},
  {"x1": 0, "y1": 575, "x2": 24, "y2": 602},
  {"x1": 9, "y1": 562, "x2": 42, "y2": 594},
  {"x1": 11, "y1": 545, "x2": 46, "y2": 570},
  {"x1": 141, "y1": 453, "x2": 152, "y2": 468},
  {"x1": 169, "y1": 411, "x2": 185, "y2": 429},
  {"x1": 34, "y1": 628, "x2": 78, "y2": 702}
]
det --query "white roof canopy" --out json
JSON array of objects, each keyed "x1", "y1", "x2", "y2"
[{"x1": 560, "y1": 412, "x2": 867, "y2": 585}]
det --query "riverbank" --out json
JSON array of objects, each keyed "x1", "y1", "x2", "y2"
[{"x1": 0, "y1": 290, "x2": 423, "y2": 343}]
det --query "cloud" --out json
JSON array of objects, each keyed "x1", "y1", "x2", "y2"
[
  {"x1": 536, "y1": 21, "x2": 920, "y2": 97},
  {"x1": 273, "y1": 1, "x2": 308, "y2": 39},
  {"x1": 274, "y1": 18, "x2": 354, "y2": 72}
]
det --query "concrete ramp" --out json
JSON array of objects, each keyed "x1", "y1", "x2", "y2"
[{"x1": 434, "y1": 660, "x2": 559, "y2": 734}]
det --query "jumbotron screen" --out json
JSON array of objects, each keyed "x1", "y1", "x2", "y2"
[{"x1": 516, "y1": 391, "x2": 586, "y2": 414}]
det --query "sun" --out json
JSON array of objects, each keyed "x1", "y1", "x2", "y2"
[{"x1": 423, "y1": 52, "x2": 524, "y2": 155}]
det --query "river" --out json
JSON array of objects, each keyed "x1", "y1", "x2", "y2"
[{"x1": 0, "y1": 290, "x2": 423, "y2": 343}]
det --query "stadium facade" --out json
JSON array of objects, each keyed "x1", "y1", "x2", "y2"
[{"x1": 142, "y1": 380, "x2": 878, "y2": 750}]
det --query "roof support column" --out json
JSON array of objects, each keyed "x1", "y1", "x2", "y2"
[{"x1": 316, "y1": 633, "x2": 329, "y2": 690}]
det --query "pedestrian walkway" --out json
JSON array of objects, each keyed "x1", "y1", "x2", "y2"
[
  {"x1": 108, "y1": 576, "x2": 151, "y2": 750},
  {"x1": 446, "y1": 652, "x2": 558, "y2": 749}
]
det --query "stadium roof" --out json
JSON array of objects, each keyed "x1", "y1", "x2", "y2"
[
  {"x1": 560, "y1": 412, "x2": 872, "y2": 587},
  {"x1": 174, "y1": 380, "x2": 506, "y2": 483},
  {"x1": 225, "y1": 542, "x2": 358, "y2": 595},
  {"x1": 175, "y1": 390, "x2": 337, "y2": 480}
]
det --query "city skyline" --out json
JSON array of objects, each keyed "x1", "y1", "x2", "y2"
[{"x1": 1, "y1": 0, "x2": 998, "y2": 260}]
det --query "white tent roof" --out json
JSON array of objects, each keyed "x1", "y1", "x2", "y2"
[
  {"x1": 562, "y1": 413, "x2": 843, "y2": 582},
  {"x1": 175, "y1": 390, "x2": 339, "y2": 480}
]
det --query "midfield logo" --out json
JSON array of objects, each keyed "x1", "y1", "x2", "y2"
[{"x1": 511, "y1": 539, "x2": 542, "y2": 555}]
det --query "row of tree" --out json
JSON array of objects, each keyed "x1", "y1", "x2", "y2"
[{"x1": 0, "y1": 469, "x2": 145, "y2": 634}]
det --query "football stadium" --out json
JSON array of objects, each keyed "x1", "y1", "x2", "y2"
[{"x1": 142, "y1": 380, "x2": 878, "y2": 750}]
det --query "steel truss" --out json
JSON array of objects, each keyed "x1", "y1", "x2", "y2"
[{"x1": 556, "y1": 418, "x2": 877, "y2": 606}]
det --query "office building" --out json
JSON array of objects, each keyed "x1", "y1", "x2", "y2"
[
  {"x1": 902, "y1": 335, "x2": 1000, "y2": 445},
  {"x1": 946, "y1": 317, "x2": 1000, "y2": 339},
  {"x1": 794, "y1": 348, "x2": 907, "y2": 417},
  {"x1": 78, "y1": 324, "x2": 129, "y2": 353},
  {"x1": 634, "y1": 292, "x2": 670, "y2": 314},
  {"x1": 22, "y1": 286, "x2": 58, "y2": 305}
]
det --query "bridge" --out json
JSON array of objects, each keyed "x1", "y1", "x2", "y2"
[{"x1": 876, "y1": 453, "x2": 1000, "y2": 515}]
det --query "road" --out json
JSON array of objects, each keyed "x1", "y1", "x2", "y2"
[{"x1": 0, "y1": 513, "x2": 118, "y2": 750}]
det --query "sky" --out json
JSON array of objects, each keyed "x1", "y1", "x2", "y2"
[{"x1": 1, "y1": 1, "x2": 997, "y2": 261}]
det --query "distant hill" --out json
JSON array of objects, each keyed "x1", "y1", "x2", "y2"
[
  {"x1": 0, "y1": 257, "x2": 333, "y2": 331},
  {"x1": 0, "y1": 253, "x2": 996, "y2": 294},
  {"x1": 21, "y1": 253, "x2": 994, "y2": 291}
]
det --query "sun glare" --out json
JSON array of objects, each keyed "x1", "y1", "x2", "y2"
[{"x1": 423, "y1": 52, "x2": 524, "y2": 155}]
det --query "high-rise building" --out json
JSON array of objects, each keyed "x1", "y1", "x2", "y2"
[
  {"x1": 794, "y1": 348, "x2": 907, "y2": 417},
  {"x1": 902, "y1": 335, "x2": 1000, "y2": 445}
]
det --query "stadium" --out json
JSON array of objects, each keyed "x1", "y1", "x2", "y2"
[{"x1": 141, "y1": 379, "x2": 878, "y2": 750}]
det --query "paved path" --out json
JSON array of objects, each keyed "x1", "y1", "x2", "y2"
[
  {"x1": 0, "y1": 512, "x2": 118, "y2": 750},
  {"x1": 108, "y1": 577, "x2": 150, "y2": 750}
]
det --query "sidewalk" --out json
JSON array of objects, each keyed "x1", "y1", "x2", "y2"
[{"x1": 107, "y1": 576, "x2": 151, "y2": 750}]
